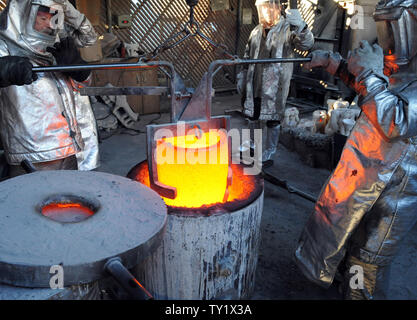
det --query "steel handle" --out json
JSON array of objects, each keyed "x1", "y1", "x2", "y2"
[
  {"x1": 32, "y1": 60, "x2": 176, "y2": 78},
  {"x1": 104, "y1": 257, "x2": 153, "y2": 300},
  {"x1": 203, "y1": 57, "x2": 312, "y2": 118}
]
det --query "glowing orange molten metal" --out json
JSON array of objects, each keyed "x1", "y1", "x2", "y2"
[
  {"x1": 155, "y1": 130, "x2": 230, "y2": 208},
  {"x1": 134, "y1": 161, "x2": 257, "y2": 209},
  {"x1": 42, "y1": 203, "x2": 94, "y2": 223}
]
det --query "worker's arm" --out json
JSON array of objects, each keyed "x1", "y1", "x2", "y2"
[
  {"x1": 286, "y1": 9, "x2": 314, "y2": 51},
  {"x1": 62, "y1": 1, "x2": 98, "y2": 48},
  {"x1": 304, "y1": 41, "x2": 417, "y2": 141}
]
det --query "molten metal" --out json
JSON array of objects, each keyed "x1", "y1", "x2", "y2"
[
  {"x1": 42, "y1": 203, "x2": 94, "y2": 223},
  {"x1": 133, "y1": 161, "x2": 257, "y2": 210},
  {"x1": 155, "y1": 130, "x2": 230, "y2": 208}
]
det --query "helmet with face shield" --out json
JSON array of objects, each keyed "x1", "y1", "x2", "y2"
[
  {"x1": 374, "y1": 0, "x2": 417, "y2": 69},
  {"x1": 28, "y1": 1, "x2": 65, "y2": 38},
  {"x1": 255, "y1": 0, "x2": 281, "y2": 29},
  {"x1": 0, "y1": 0, "x2": 65, "y2": 62}
]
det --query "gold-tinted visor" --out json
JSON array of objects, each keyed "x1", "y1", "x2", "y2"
[{"x1": 256, "y1": 3, "x2": 281, "y2": 28}]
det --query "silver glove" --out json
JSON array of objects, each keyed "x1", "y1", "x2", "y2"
[
  {"x1": 285, "y1": 9, "x2": 306, "y2": 33},
  {"x1": 347, "y1": 40, "x2": 387, "y2": 82},
  {"x1": 63, "y1": 0, "x2": 86, "y2": 30},
  {"x1": 302, "y1": 50, "x2": 343, "y2": 75}
]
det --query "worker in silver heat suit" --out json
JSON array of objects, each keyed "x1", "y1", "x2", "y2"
[
  {"x1": 0, "y1": 0, "x2": 100, "y2": 176},
  {"x1": 237, "y1": 0, "x2": 314, "y2": 168},
  {"x1": 295, "y1": 0, "x2": 417, "y2": 299}
]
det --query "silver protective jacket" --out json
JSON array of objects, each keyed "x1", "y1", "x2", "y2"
[
  {"x1": 295, "y1": 71, "x2": 417, "y2": 287},
  {"x1": 238, "y1": 17, "x2": 314, "y2": 121},
  {"x1": 0, "y1": 0, "x2": 99, "y2": 169}
]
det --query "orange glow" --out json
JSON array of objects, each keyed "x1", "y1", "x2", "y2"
[
  {"x1": 384, "y1": 54, "x2": 399, "y2": 76},
  {"x1": 42, "y1": 203, "x2": 94, "y2": 223},
  {"x1": 155, "y1": 130, "x2": 230, "y2": 208},
  {"x1": 134, "y1": 161, "x2": 257, "y2": 209},
  {"x1": 132, "y1": 278, "x2": 153, "y2": 298}
]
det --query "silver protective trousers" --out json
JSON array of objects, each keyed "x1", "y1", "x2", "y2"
[{"x1": 343, "y1": 145, "x2": 417, "y2": 299}]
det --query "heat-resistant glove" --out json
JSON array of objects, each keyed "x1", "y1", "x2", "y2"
[
  {"x1": 302, "y1": 50, "x2": 343, "y2": 75},
  {"x1": 347, "y1": 40, "x2": 387, "y2": 82},
  {"x1": 0, "y1": 56, "x2": 38, "y2": 88},
  {"x1": 47, "y1": 37, "x2": 90, "y2": 82},
  {"x1": 285, "y1": 9, "x2": 307, "y2": 33},
  {"x1": 61, "y1": 0, "x2": 87, "y2": 30}
]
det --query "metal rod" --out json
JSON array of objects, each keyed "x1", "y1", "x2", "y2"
[
  {"x1": 106, "y1": 0, "x2": 113, "y2": 33},
  {"x1": 33, "y1": 62, "x2": 155, "y2": 73},
  {"x1": 234, "y1": 0, "x2": 243, "y2": 82},
  {"x1": 213, "y1": 57, "x2": 312, "y2": 68},
  {"x1": 104, "y1": 257, "x2": 153, "y2": 300},
  {"x1": 79, "y1": 86, "x2": 170, "y2": 97},
  {"x1": 32, "y1": 61, "x2": 178, "y2": 111},
  {"x1": 262, "y1": 171, "x2": 317, "y2": 203},
  {"x1": 204, "y1": 57, "x2": 312, "y2": 124}
]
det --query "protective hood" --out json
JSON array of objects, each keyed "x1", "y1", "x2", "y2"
[
  {"x1": 0, "y1": 0, "x2": 65, "y2": 64},
  {"x1": 374, "y1": 0, "x2": 417, "y2": 66}
]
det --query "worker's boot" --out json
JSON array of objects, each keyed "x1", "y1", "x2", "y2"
[
  {"x1": 262, "y1": 121, "x2": 280, "y2": 169},
  {"x1": 342, "y1": 255, "x2": 392, "y2": 300}
]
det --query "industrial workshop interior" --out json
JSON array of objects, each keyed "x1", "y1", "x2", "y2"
[{"x1": 0, "y1": 0, "x2": 416, "y2": 304}]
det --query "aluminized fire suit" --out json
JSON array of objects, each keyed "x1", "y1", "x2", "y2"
[
  {"x1": 0, "y1": 0, "x2": 99, "y2": 172},
  {"x1": 295, "y1": 0, "x2": 417, "y2": 299},
  {"x1": 237, "y1": 1, "x2": 314, "y2": 164}
]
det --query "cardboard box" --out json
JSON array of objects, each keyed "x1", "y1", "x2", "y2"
[
  {"x1": 76, "y1": 0, "x2": 101, "y2": 26},
  {"x1": 80, "y1": 40, "x2": 103, "y2": 62},
  {"x1": 91, "y1": 59, "x2": 161, "y2": 115}
]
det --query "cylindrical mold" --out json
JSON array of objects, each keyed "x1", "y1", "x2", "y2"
[{"x1": 129, "y1": 161, "x2": 264, "y2": 300}]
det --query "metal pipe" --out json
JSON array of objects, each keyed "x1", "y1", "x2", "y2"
[
  {"x1": 106, "y1": 0, "x2": 113, "y2": 33},
  {"x1": 235, "y1": 0, "x2": 243, "y2": 56},
  {"x1": 262, "y1": 171, "x2": 317, "y2": 203},
  {"x1": 234, "y1": 0, "x2": 243, "y2": 82},
  {"x1": 205, "y1": 57, "x2": 312, "y2": 122},
  {"x1": 32, "y1": 60, "x2": 178, "y2": 114},
  {"x1": 104, "y1": 257, "x2": 153, "y2": 300},
  {"x1": 32, "y1": 60, "x2": 174, "y2": 74}
]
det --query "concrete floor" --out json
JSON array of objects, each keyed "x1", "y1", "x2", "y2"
[{"x1": 97, "y1": 93, "x2": 417, "y2": 300}]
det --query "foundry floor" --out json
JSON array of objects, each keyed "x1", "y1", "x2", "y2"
[{"x1": 97, "y1": 93, "x2": 417, "y2": 300}]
